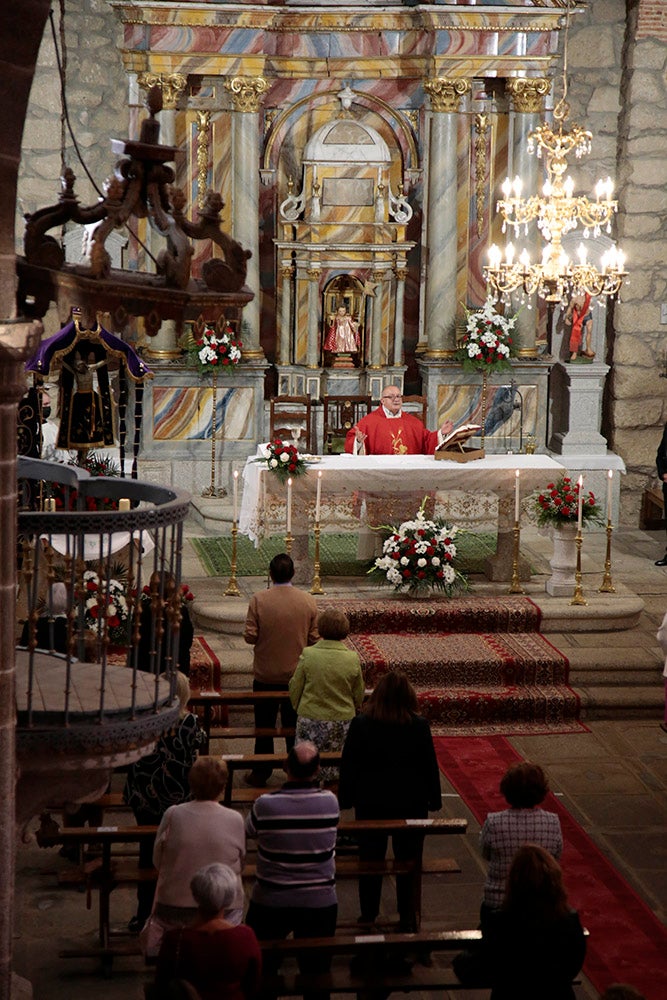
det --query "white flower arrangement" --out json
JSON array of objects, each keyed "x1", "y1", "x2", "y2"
[
  {"x1": 189, "y1": 323, "x2": 242, "y2": 374},
  {"x1": 456, "y1": 298, "x2": 517, "y2": 373},
  {"x1": 368, "y1": 500, "x2": 468, "y2": 597},
  {"x1": 80, "y1": 571, "x2": 132, "y2": 645}
]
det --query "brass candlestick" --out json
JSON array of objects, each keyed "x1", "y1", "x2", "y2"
[
  {"x1": 310, "y1": 522, "x2": 325, "y2": 595},
  {"x1": 224, "y1": 521, "x2": 241, "y2": 596},
  {"x1": 598, "y1": 520, "x2": 616, "y2": 593},
  {"x1": 202, "y1": 369, "x2": 228, "y2": 499},
  {"x1": 285, "y1": 531, "x2": 293, "y2": 555},
  {"x1": 508, "y1": 521, "x2": 525, "y2": 594},
  {"x1": 570, "y1": 528, "x2": 587, "y2": 605}
]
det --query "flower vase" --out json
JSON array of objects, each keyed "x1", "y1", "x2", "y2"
[{"x1": 546, "y1": 523, "x2": 578, "y2": 597}]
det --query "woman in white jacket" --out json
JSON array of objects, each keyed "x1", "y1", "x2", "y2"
[{"x1": 656, "y1": 612, "x2": 667, "y2": 732}]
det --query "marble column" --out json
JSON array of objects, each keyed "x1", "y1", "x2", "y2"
[
  {"x1": 423, "y1": 78, "x2": 470, "y2": 357},
  {"x1": 306, "y1": 266, "x2": 321, "y2": 369},
  {"x1": 368, "y1": 272, "x2": 386, "y2": 368},
  {"x1": 506, "y1": 78, "x2": 550, "y2": 357},
  {"x1": 225, "y1": 76, "x2": 269, "y2": 360},
  {"x1": 393, "y1": 262, "x2": 407, "y2": 366},
  {"x1": 138, "y1": 73, "x2": 188, "y2": 361},
  {"x1": 278, "y1": 263, "x2": 294, "y2": 366}
]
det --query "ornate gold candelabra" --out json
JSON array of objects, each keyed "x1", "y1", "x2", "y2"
[
  {"x1": 224, "y1": 520, "x2": 241, "y2": 596},
  {"x1": 570, "y1": 528, "x2": 587, "y2": 605},
  {"x1": 598, "y1": 519, "x2": 616, "y2": 593},
  {"x1": 202, "y1": 369, "x2": 228, "y2": 499},
  {"x1": 508, "y1": 521, "x2": 525, "y2": 594},
  {"x1": 310, "y1": 522, "x2": 325, "y2": 595},
  {"x1": 285, "y1": 531, "x2": 293, "y2": 555}
]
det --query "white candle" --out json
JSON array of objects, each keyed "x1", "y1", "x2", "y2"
[
  {"x1": 287, "y1": 477, "x2": 292, "y2": 534},
  {"x1": 514, "y1": 469, "x2": 520, "y2": 523},
  {"x1": 315, "y1": 470, "x2": 322, "y2": 523},
  {"x1": 577, "y1": 475, "x2": 584, "y2": 529},
  {"x1": 233, "y1": 470, "x2": 239, "y2": 523},
  {"x1": 118, "y1": 498, "x2": 130, "y2": 511},
  {"x1": 606, "y1": 469, "x2": 613, "y2": 523}
]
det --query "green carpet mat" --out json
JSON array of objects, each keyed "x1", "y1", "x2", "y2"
[{"x1": 190, "y1": 531, "x2": 498, "y2": 578}]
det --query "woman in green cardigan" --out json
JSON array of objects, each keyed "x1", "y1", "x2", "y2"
[{"x1": 289, "y1": 609, "x2": 365, "y2": 785}]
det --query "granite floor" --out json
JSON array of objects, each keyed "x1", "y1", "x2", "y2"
[{"x1": 12, "y1": 522, "x2": 667, "y2": 999}]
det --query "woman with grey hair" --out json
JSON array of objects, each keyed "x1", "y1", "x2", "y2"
[{"x1": 156, "y1": 863, "x2": 262, "y2": 1000}]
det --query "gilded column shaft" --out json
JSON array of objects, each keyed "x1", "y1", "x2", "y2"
[
  {"x1": 423, "y1": 79, "x2": 470, "y2": 357},
  {"x1": 507, "y1": 78, "x2": 550, "y2": 356},
  {"x1": 225, "y1": 77, "x2": 268, "y2": 356}
]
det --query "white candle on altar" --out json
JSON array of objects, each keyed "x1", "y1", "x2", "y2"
[
  {"x1": 233, "y1": 469, "x2": 239, "y2": 522},
  {"x1": 315, "y1": 470, "x2": 322, "y2": 523},
  {"x1": 514, "y1": 469, "x2": 520, "y2": 522},
  {"x1": 606, "y1": 469, "x2": 613, "y2": 523},
  {"x1": 577, "y1": 475, "x2": 584, "y2": 529},
  {"x1": 287, "y1": 477, "x2": 292, "y2": 534}
]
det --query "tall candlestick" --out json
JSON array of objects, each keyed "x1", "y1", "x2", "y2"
[
  {"x1": 315, "y1": 470, "x2": 322, "y2": 523},
  {"x1": 577, "y1": 475, "x2": 584, "y2": 529},
  {"x1": 286, "y1": 477, "x2": 292, "y2": 534},
  {"x1": 606, "y1": 469, "x2": 613, "y2": 522},
  {"x1": 233, "y1": 469, "x2": 239, "y2": 522},
  {"x1": 514, "y1": 469, "x2": 520, "y2": 522}
]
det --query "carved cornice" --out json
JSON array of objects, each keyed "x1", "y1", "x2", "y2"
[
  {"x1": 424, "y1": 78, "x2": 471, "y2": 114},
  {"x1": 506, "y1": 77, "x2": 551, "y2": 114},
  {"x1": 137, "y1": 72, "x2": 187, "y2": 109},
  {"x1": 225, "y1": 76, "x2": 269, "y2": 114}
]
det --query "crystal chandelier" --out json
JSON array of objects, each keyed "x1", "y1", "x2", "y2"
[{"x1": 483, "y1": 4, "x2": 626, "y2": 305}]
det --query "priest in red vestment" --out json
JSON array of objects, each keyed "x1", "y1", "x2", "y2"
[{"x1": 345, "y1": 386, "x2": 454, "y2": 455}]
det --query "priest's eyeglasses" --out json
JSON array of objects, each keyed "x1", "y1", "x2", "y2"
[{"x1": 382, "y1": 394, "x2": 402, "y2": 401}]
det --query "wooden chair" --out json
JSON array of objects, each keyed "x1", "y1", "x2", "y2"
[
  {"x1": 322, "y1": 394, "x2": 372, "y2": 453},
  {"x1": 402, "y1": 394, "x2": 426, "y2": 424},
  {"x1": 269, "y1": 395, "x2": 314, "y2": 453}
]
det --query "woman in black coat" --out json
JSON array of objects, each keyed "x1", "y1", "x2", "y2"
[{"x1": 338, "y1": 672, "x2": 441, "y2": 930}]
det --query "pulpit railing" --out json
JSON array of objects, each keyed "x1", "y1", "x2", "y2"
[{"x1": 16, "y1": 457, "x2": 191, "y2": 755}]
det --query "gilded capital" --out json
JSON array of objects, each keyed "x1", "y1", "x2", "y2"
[
  {"x1": 138, "y1": 72, "x2": 187, "y2": 109},
  {"x1": 225, "y1": 76, "x2": 269, "y2": 113},
  {"x1": 424, "y1": 78, "x2": 470, "y2": 114},
  {"x1": 306, "y1": 267, "x2": 321, "y2": 281},
  {"x1": 506, "y1": 78, "x2": 551, "y2": 114}
]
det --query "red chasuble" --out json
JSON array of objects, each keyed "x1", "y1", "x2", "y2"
[{"x1": 345, "y1": 406, "x2": 439, "y2": 455}]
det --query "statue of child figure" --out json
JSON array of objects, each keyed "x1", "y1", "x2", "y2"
[{"x1": 323, "y1": 305, "x2": 360, "y2": 354}]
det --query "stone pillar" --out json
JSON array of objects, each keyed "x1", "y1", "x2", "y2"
[
  {"x1": 0, "y1": 319, "x2": 42, "y2": 1000},
  {"x1": 137, "y1": 73, "x2": 188, "y2": 361},
  {"x1": 278, "y1": 263, "x2": 294, "y2": 366},
  {"x1": 393, "y1": 261, "x2": 407, "y2": 365},
  {"x1": 423, "y1": 78, "x2": 470, "y2": 357},
  {"x1": 225, "y1": 76, "x2": 269, "y2": 360},
  {"x1": 306, "y1": 266, "x2": 321, "y2": 368},
  {"x1": 549, "y1": 361, "x2": 611, "y2": 456},
  {"x1": 506, "y1": 78, "x2": 550, "y2": 357},
  {"x1": 368, "y1": 273, "x2": 385, "y2": 368}
]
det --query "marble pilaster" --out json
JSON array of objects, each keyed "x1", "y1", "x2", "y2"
[
  {"x1": 278, "y1": 264, "x2": 294, "y2": 366},
  {"x1": 224, "y1": 76, "x2": 268, "y2": 359},
  {"x1": 306, "y1": 267, "x2": 321, "y2": 368},
  {"x1": 506, "y1": 78, "x2": 550, "y2": 357},
  {"x1": 423, "y1": 78, "x2": 470, "y2": 357},
  {"x1": 393, "y1": 264, "x2": 407, "y2": 366}
]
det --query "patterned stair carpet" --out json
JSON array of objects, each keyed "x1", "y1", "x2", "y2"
[{"x1": 329, "y1": 596, "x2": 584, "y2": 736}]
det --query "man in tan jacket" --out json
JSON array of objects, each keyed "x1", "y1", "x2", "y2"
[{"x1": 244, "y1": 553, "x2": 319, "y2": 786}]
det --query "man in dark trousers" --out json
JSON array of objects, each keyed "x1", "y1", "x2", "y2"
[
  {"x1": 655, "y1": 423, "x2": 667, "y2": 566},
  {"x1": 244, "y1": 553, "x2": 318, "y2": 785}
]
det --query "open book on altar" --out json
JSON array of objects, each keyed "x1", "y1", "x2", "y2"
[{"x1": 437, "y1": 423, "x2": 482, "y2": 450}]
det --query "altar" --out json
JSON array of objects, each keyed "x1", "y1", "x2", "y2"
[{"x1": 240, "y1": 453, "x2": 567, "y2": 582}]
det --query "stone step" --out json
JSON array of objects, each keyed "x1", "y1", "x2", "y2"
[
  {"x1": 571, "y1": 669, "x2": 660, "y2": 687},
  {"x1": 576, "y1": 685, "x2": 663, "y2": 719}
]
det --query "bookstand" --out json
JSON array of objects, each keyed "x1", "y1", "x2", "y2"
[{"x1": 435, "y1": 445, "x2": 485, "y2": 463}]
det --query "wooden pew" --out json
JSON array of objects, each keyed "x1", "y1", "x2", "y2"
[
  {"x1": 37, "y1": 815, "x2": 467, "y2": 964},
  {"x1": 188, "y1": 690, "x2": 293, "y2": 753}
]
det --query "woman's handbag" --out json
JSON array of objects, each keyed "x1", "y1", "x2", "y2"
[{"x1": 139, "y1": 911, "x2": 170, "y2": 961}]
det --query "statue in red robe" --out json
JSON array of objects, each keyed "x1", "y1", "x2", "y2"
[{"x1": 323, "y1": 306, "x2": 361, "y2": 353}]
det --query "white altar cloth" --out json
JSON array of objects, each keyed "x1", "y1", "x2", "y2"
[{"x1": 240, "y1": 453, "x2": 567, "y2": 545}]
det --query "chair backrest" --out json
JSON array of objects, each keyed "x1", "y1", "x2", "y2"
[
  {"x1": 322, "y1": 395, "x2": 372, "y2": 453},
  {"x1": 401, "y1": 394, "x2": 426, "y2": 424},
  {"x1": 269, "y1": 395, "x2": 314, "y2": 453}
]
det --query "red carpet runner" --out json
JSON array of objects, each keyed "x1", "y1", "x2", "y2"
[{"x1": 434, "y1": 735, "x2": 667, "y2": 999}]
